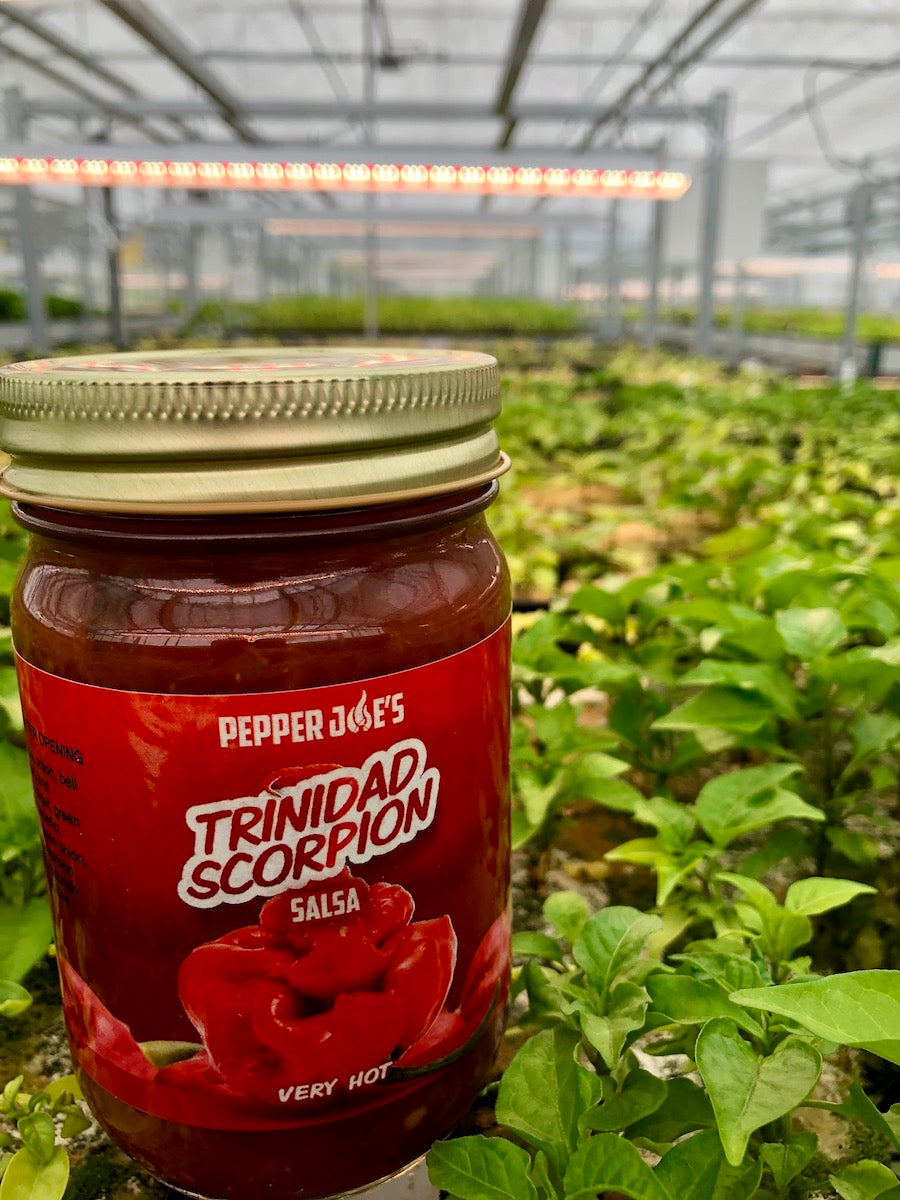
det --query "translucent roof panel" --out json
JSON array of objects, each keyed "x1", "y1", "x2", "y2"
[{"x1": 1, "y1": 0, "x2": 898, "y2": 236}]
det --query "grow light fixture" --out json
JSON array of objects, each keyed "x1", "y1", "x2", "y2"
[{"x1": 0, "y1": 156, "x2": 691, "y2": 199}]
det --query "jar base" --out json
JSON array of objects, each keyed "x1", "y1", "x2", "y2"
[{"x1": 163, "y1": 1153, "x2": 430, "y2": 1200}]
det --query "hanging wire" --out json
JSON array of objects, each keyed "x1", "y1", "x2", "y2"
[{"x1": 802, "y1": 55, "x2": 900, "y2": 182}]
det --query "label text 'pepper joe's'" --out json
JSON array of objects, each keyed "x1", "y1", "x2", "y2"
[{"x1": 178, "y1": 738, "x2": 439, "y2": 908}]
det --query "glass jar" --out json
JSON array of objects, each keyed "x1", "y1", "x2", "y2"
[{"x1": 0, "y1": 349, "x2": 511, "y2": 1200}]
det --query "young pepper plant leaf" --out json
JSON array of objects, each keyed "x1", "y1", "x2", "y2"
[
  {"x1": 651, "y1": 687, "x2": 773, "y2": 735},
  {"x1": 655, "y1": 1128, "x2": 763, "y2": 1200},
  {"x1": 0, "y1": 1146, "x2": 69, "y2": 1200},
  {"x1": 427, "y1": 1136, "x2": 538, "y2": 1200},
  {"x1": 645, "y1": 975, "x2": 764, "y2": 1039},
  {"x1": 694, "y1": 764, "x2": 822, "y2": 848},
  {"x1": 731, "y1": 971, "x2": 900, "y2": 1065},
  {"x1": 760, "y1": 1132, "x2": 818, "y2": 1192},
  {"x1": 783, "y1": 878, "x2": 877, "y2": 917},
  {"x1": 580, "y1": 1068, "x2": 667, "y2": 1134},
  {"x1": 830, "y1": 1161, "x2": 900, "y2": 1200},
  {"x1": 775, "y1": 606, "x2": 847, "y2": 658},
  {"x1": 805, "y1": 1081, "x2": 900, "y2": 1154},
  {"x1": 577, "y1": 981, "x2": 649, "y2": 1071},
  {"x1": 494, "y1": 1027, "x2": 601, "y2": 1183},
  {"x1": 543, "y1": 893, "x2": 590, "y2": 948},
  {"x1": 562, "y1": 1132, "x2": 672, "y2": 1200},
  {"x1": 15, "y1": 1114, "x2": 55, "y2": 1166},
  {"x1": 695, "y1": 1018, "x2": 822, "y2": 1166},
  {"x1": 572, "y1": 907, "x2": 662, "y2": 1000}
]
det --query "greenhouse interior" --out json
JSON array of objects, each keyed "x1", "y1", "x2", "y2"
[{"x1": 0, "y1": 2, "x2": 898, "y2": 1200}]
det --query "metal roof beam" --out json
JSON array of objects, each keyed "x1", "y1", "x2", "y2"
[
  {"x1": 575, "y1": 0, "x2": 763, "y2": 148},
  {"x1": 733, "y1": 53, "x2": 900, "y2": 152},
  {"x1": 0, "y1": 34, "x2": 175, "y2": 141},
  {"x1": 639, "y1": 0, "x2": 765, "y2": 106},
  {"x1": 25, "y1": 98, "x2": 711, "y2": 123},
  {"x1": 0, "y1": 3, "x2": 199, "y2": 141},
  {"x1": 0, "y1": 138, "x2": 678, "y2": 170},
  {"x1": 494, "y1": 0, "x2": 551, "y2": 147},
  {"x1": 97, "y1": 0, "x2": 260, "y2": 143}
]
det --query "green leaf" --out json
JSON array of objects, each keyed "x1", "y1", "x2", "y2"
[
  {"x1": 732, "y1": 971, "x2": 900, "y2": 1064},
  {"x1": 0, "y1": 744, "x2": 38, "y2": 835},
  {"x1": 531, "y1": 1152, "x2": 556, "y2": 1200},
  {"x1": 656, "y1": 1128, "x2": 762, "y2": 1200},
  {"x1": 15, "y1": 1116, "x2": 54, "y2": 1168},
  {"x1": 58, "y1": 1112, "x2": 90, "y2": 1140},
  {"x1": 695, "y1": 1019, "x2": 821, "y2": 1166},
  {"x1": 808, "y1": 1082, "x2": 900, "y2": 1153},
  {"x1": 633, "y1": 797, "x2": 697, "y2": 852},
  {"x1": 573, "y1": 907, "x2": 662, "y2": 998},
  {"x1": 0, "y1": 984, "x2": 31, "y2": 1018},
  {"x1": 775, "y1": 606, "x2": 847, "y2": 658},
  {"x1": 677, "y1": 660, "x2": 797, "y2": 718},
  {"x1": 427, "y1": 1137, "x2": 538, "y2": 1200},
  {"x1": 511, "y1": 931, "x2": 565, "y2": 964},
  {"x1": 562, "y1": 1133, "x2": 672, "y2": 1200},
  {"x1": 626, "y1": 1076, "x2": 714, "y2": 1142},
  {"x1": 0, "y1": 1146, "x2": 69, "y2": 1200},
  {"x1": 695, "y1": 764, "x2": 822, "y2": 848},
  {"x1": 567, "y1": 585, "x2": 626, "y2": 624},
  {"x1": 517, "y1": 774, "x2": 561, "y2": 830},
  {"x1": 543, "y1": 892, "x2": 591, "y2": 948},
  {"x1": 581, "y1": 1069, "x2": 667, "y2": 1134},
  {"x1": 587, "y1": 779, "x2": 646, "y2": 814},
  {"x1": 646, "y1": 975, "x2": 764, "y2": 1038},
  {"x1": 0, "y1": 671, "x2": 22, "y2": 733},
  {"x1": 846, "y1": 712, "x2": 900, "y2": 773},
  {"x1": 784, "y1": 878, "x2": 876, "y2": 916},
  {"x1": 760, "y1": 1132, "x2": 818, "y2": 1191},
  {"x1": 0, "y1": 902, "x2": 53, "y2": 986},
  {"x1": 830, "y1": 1161, "x2": 900, "y2": 1200},
  {"x1": 652, "y1": 688, "x2": 773, "y2": 735},
  {"x1": 495, "y1": 1028, "x2": 601, "y2": 1180},
  {"x1": 579, "y1": 981, "x2": 649, "y2": 1071}
]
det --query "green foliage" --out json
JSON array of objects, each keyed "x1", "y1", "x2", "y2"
[
  {"x1": 429, "y1": 877, "x2": 900, "y2": 1199},
  {"x1": 0, "y1": 503, "x2": 51, "y2": 1007},
  {"x1": 0, "y1": 1075, "x2": 90, "y2": 1200},
  {"x1": 188, "y1": 294, "x2": 581, "y2": 337},
  {"x1": 0, "y1": 293, "x2": 83, "y2": 323}
]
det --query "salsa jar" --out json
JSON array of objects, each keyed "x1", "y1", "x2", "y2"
[{"x1": 0, "y1": 349, "x2": 511, "y2": 1200}]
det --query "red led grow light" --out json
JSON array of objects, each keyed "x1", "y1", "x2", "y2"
[{"x1": 0, "y1": 156, "x2": 691, "y2": 198}]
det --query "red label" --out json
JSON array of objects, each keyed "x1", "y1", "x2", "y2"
[{"x1": 16, "y1": 625, "x2": 510, "y2": 1131}]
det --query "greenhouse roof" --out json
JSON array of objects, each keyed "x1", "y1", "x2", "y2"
[{"x1": 0, "y1": 0, "x2": 898, "y2": 244}]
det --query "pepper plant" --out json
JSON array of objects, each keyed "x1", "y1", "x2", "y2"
[
  {"x1": 512, "y1": 547, "x2": 900, "y2": 897},
  {"x1": 0, "y1": 1073, "x2": 90, "y2": 1200},
  {"x1": 427, "y1": 871, "x2": 900, "y2": 1199}
]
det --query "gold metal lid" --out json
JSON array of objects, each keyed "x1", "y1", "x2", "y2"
[{"x1": 0, "y1": 347, "x2": 508, "y2": 513}]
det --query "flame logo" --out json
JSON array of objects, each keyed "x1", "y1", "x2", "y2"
[{"x1": 346, "y1": 691, "x2": 373, "y2": 734}]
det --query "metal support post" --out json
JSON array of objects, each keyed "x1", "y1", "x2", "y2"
[
  {"x1": 256, "y1": 229, "x2": 267, "y2": 301},
  {"x1": 557, "y1": 225, "x2": 570, "y2": 302},
  {"x1": 604, "y1": 199, "x2": 622, "y2": 342},
  {"x1": 4, "y1": 88, "x2": 48, "y2": 354},
  {"x1": 696, "y1": 91, "x2": 730, "y2": 358},
  {"x1": 184, "y1": 225, "x2": 201, "y2": 318},
  {"x1": 527, "y1": 234, "x2": 539, "y2": 299},
  {"x1": 643, "y1": 144, "x2": 667, "y2": 348},
  {"x1": 838, "y1": 182, "x2": 871, "y2": 385},
  {"x1": 730, "y1": 261, "x2": 747, "y2": 365},
  {"x1": 362, "y1": 0, "x2": 379, "y2": 340},
  {"x1": 101, "y1": 186, "x2": 126, "y2": 350},
  {"x1": 80, "y1": 188, "x2": 96, "y2": 339}
]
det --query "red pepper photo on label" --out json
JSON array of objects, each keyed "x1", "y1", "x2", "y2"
[{"x1": 58, "y1": 869, "x2": 509, "y2": 1126}]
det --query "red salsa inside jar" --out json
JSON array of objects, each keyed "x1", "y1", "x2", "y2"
[{"x1": 0, "y1": 349, "x2": 511, "y2": 1200}]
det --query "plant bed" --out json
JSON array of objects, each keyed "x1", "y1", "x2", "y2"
[{"x1": 0, "y1": 343, "x2": 896, "y2": 1198}]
